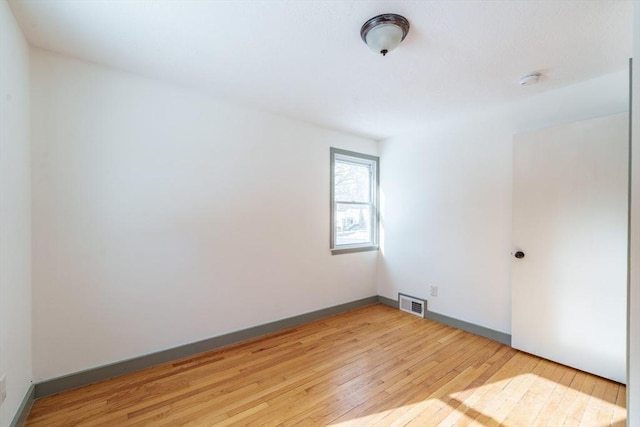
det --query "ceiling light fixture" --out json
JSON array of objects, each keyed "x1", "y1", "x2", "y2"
[{"x1": 360, "y1": 14, "x2": 410, "y2": 56}]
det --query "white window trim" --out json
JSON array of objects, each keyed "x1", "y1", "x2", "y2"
[{"x1": 330, "y1": 147, "x2": 379, "y2": 255}]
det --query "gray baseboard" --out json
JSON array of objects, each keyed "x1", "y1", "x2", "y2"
[
  {"x1": 377, "y1": 295, "x2": 511, "y2": 346},
  {"x1": 378, "y1": 295, "x2": 400, "y2": 309},
  {"x1": 33, "y1": 294, "x2": 509, "y2": 403},
  {"x1": 10, "y1": 384, "x2": 34, "y2": 427},
  {"x1": 34, "y1": 296, "x2": 378, "y2": 399}
]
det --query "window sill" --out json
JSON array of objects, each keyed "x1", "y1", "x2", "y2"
[{"x1": 331, "y1": 246, "x2": 379, "y2": 255}]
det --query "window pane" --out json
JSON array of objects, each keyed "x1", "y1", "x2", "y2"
[
  {"x1": 335, "y1": 203, "x2": 371, "y2": 245},
  {"x1": 334, "y1": 160, "x2": 371, "y2": 203}
]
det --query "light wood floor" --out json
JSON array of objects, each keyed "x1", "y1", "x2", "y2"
[{"x1": 27, "y1": 304, "x2": 626, "y2": 426}]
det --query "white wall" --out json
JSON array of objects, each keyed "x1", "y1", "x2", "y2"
[
  {"x1": 377, "y1": 70, "x2": 629, "y2": 334},
  {"x1": 628, "y1": 1, "x2": 640, "y2": 424},
  {"x1": 0, "y1": 0, "x2": 32, "y2": 424},
  {"x1": 30, "y1": 49, "x2": 378, "y2": 381}
]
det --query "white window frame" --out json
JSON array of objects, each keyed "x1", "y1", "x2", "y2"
[{"x1": 330, "y1": 147, "x2": 379, "y2": 255}]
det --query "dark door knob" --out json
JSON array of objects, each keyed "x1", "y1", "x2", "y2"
[{"x1": 514, "y1": 251, "x2": 525, "y2": 259}]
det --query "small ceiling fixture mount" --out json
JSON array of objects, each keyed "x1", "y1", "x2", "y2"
[
  {"x1": 519, "y1": 72, "x2": 542, "y2": 86},
  {"x1": 360, "y1": 14, "x2": 410, "y2": 56}
]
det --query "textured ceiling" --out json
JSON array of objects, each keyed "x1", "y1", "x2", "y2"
[{"x1": 9, "y1": 0, "x2": 633, "y2": 139}]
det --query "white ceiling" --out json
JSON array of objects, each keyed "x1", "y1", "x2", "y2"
[{"x1": 8, "y1": 0, "x2": 633, "y2": 140}]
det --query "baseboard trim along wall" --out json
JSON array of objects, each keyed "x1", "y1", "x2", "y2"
[
  {"x1": 33, "y1": 294, "x2": 510, "y2": 401},
  {"x1": 10, "y1": 384, "x2": 34, "y2": 427},
  {"x1": 34, "y1": 296, "x2": 379, "y2": 399},
  {"x1": 377, "y1": 295, "x2": 512, "y2": 346}
]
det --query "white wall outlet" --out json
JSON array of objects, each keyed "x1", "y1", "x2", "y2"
[
  {"x1": 430, "y1": 286, "x2": 438, "y2": 297},
  {"x1": 1, "y1": 374, "x2": 6, "y2": 405}
]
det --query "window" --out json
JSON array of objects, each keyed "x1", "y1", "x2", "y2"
[{"x1": 330, "y1": 148, "x2": 379, "y2": 254}]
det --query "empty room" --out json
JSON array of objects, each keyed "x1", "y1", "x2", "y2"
[{"x1": 2, "y1": 0, "x2": 640, "y2": 426}]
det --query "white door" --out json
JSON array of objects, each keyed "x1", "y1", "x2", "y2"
[{"x1": 512, "y1": 113, "x2": 628, "y2": 383}]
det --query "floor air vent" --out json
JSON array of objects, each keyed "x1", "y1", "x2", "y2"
[{"x1": 399, "y1": 293, "x2": 426, "y2": 318}]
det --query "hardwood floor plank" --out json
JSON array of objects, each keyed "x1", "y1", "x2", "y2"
[{"x1": 26, "y1": 304, "x2": 626, "y2": 426}]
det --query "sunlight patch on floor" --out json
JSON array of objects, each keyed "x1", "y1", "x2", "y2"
[{"x1": 329, "y1": 372, "x2": 625, "y2": 426}]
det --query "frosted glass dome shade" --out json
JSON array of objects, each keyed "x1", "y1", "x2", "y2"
[
  {"x1": 365, "y1": 24, "x2": 404, "y2": 55},
  {"x1": 360, "y1": 14, "x2": 410, "y2": 56}
]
